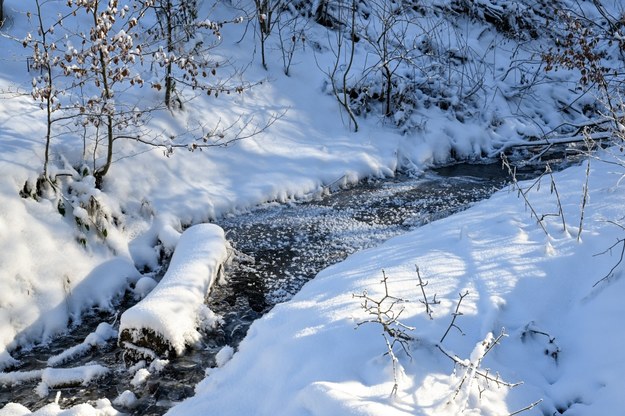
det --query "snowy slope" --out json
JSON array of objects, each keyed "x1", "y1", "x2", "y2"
[{"x1": 167, "y1": 151, "x2": 625, "y2": 416}]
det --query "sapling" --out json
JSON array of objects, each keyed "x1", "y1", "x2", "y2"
[
  {"x1": 501, "y1": 154, "x2": 570, "y2": 236},
  {"x1": 353, "y1": 270, "x2": 414, "y2": 395},
  {"x1": 354, "y1": 269, "x2": 522, "y2": 402},
  {"x1": 275, "y1": 5, "x2": 308, "y2": 76},
  {"x1": 17, "y1": 0, "x2": 265, "y2": 190},
  {"x1": 252, "y1": 0, "x2": 285, "y2": 70},
  {"x1": 324, "y1": 0, "x2": 359, "y2": 132}
]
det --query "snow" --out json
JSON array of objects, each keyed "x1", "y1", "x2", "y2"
[
  {"x1": 166, "y1": 154, "x2": 625, "y2": 416},
  {"x1": 112, "y1": 391, "x2": 137, "y2": 409},
  {"x1": 0, "y1": 0, "x2": 624, "y2": 414},
  {"x1": 129, "y1": 368, "x2": 150, "y2": 388},
  {"x1": 0, "y1": 403, "x2": 31, "y2": 416},
  {"x1": 0, "y1": 400, "x2": 120, "y2": 416},
  {"x1": 119, "y1": 224, "x2": 229, "y2": 356},
  {"x1": 214, "y1": 346, "x2": 234, "y2": 368},
  {"x1": 132, "y1": 276, "x2": 158, "y2": 300},
  {"x1": 36, "y1": 365, "x2": 110, "y2": 398},
  {"x1": 0, "y1": 370, "x2": 44, "y2": 387}
]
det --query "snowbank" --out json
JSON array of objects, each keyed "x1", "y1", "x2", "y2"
[
  {"x1": 167, "y1": 153, "x2": 625, "y2": 416},
  {"x1": 119, "y1": 224, "x2": 229, "y2": 357}
]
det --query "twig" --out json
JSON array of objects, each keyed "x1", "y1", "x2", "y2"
[
  {"x1": 449, "y1": 330, "x2": 515, "y2": 400},
  {"x1": 435, "y1": 343, "x2": 521, "y2": 388},
  {"x1": 501, "y1": 154, "x2": 549, "y2": 236},
  {"x1": 415, "y1": 265, "x2": 440, "y2": 319},
  {"x1": 353, "y1": 270, "x2": 415, "y2": 395},
  {"x1": 440, "y1": 290, "x2": 469, "y2": 344},
  {"x1": 383, "y1": 333, "x2": 400, "y2": 396},
  {"x1": 547, "y1": 164, "x2": 567, "y2": 232},
  {"x1": 578, "y1": 155, "x2": 591, "y2": 241},
  {"x1": 593, "y1": 236, "x2": 625, "y2": 287},
  {"x1": 507, "y1": 399, "x2": 543, "y2": 415}
]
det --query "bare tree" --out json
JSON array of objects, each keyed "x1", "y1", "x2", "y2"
[
  {"x1": 18, "y1": 0, "x2": 262, "y2": 189},
  {"x1": 325, "y1": 0, "x2": 359, "y2": 132},
  {"x1": 29, "y1": 0, "x2": 59, "y2": 180},
  {"x1": 276, "y1": 4, "x2": 309, "y2": 76},
  {"x1": 360, "y1": 0, "x2": 416, "y2": 117},
  {"x1": 143, "y1": 0, "x2": 198, "y2": 108},
  {"x1": 253, "y1": 0, "x2": 284, "y2": 70}
]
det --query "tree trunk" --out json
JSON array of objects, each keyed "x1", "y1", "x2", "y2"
[
  {"x1": 164, "y1": 0, "x2": 174, "y2": 108},
  {"x1": 0, "y1": 0, "x2": 4, "y2": 24},
  {"x1": 91, "y1": 2, "x2": 114, "y2": 188}
]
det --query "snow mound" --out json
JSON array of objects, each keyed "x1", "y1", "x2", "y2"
[
  {"x1": 113, "y1": 390, "x2": 137, "y2": 409},
  {"x1": 35, "y1": 365, "x2": 110, "y2": 397},
  {"x1": 119, "y1": 224, "x2": 229, "y2": 357}
]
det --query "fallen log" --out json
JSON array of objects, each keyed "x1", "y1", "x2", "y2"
[
  {"x1": 489, "y1": 131, "x2": 613, "y2": 158},
  {"x1": 119, "y1": 223, "x2": 229, "y2": 359}
]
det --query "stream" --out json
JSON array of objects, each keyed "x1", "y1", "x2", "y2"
[{"x1": 0, "y1": 160, "x2": 566, "y2": 414}]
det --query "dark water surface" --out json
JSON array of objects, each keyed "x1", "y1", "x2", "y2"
[{"x1": 0, "y1": 161, "x2": 558, "y2": 414}]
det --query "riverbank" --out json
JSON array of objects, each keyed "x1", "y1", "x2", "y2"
[{"x1": 168, "y1": 149, "x2": 625, "y2": 416}]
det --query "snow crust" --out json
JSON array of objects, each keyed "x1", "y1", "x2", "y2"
[{"x1": 119, "y1": 224, "x2": 229, "y2": 355}]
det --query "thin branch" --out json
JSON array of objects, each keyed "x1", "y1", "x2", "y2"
[
  {"x1": 353, "y1": 270, "x2": 415, "y2": 395},
  {"x1": 593, "y1": 237, "x2": 625, "y2": 287},
  {"x1": 578, "y1": 154, "x2": 591, "y2": 241},
  {"x1": 507, "y1": 399, "x2": 543, "y2": 416},
  {"x1": 547, "y1": 164, "x2": 567, "y2": 232},
  {"x1": 440, "y1": 290, "x2": 469, "y2": 344},
  {"x1": 435, "y1": 344, "x2": 521, "y2": 388},
  {"x1": 501, "y1": 154, "x2": 549, "y2": 236},
  {"x1": 415, "y1": 265, "x2": 439, "y2": 319}
]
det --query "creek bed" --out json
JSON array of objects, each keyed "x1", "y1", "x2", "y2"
[{"x1": 0, "y1": 161, "x2": 558, "y2": 414}]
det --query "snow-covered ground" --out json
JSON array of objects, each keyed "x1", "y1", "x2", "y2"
[
  {"x1": 1, "y1": 0, "x2": 625, "y2": 414},
  {"x1": 166, "y1": 151, "x2": 625, "y2": 416}
]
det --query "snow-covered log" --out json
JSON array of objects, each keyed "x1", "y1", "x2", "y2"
[{"x1": 119, "y1": 224, "x2": 229, "y2": 359}]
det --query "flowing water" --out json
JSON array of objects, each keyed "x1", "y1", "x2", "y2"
[{"x1": 0, "y1": 160, "x2": 563, "y2": 414}]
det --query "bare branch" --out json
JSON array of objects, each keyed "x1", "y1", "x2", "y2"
[
  {"x1": 415, "y1": 265, "x2": 440, "y2": 319},
  {"x1": 501, "y1": 154, "x2": 549, "y2": 236},
  {"x1": 507, "y1": 399, "x2": 543, "y2": 416},
  {"x1": 593, "y1": 235, "x2": 625, "y2": 287},
  {"x1": 435, "y1": 343, "x2": 521, "y2": 389},
  {"x1": 353, "y1": 270, "x2": 415, "y2": 395},
  {"x1": 440, "y1": 290, "x2": 469, "y2": 344}
]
